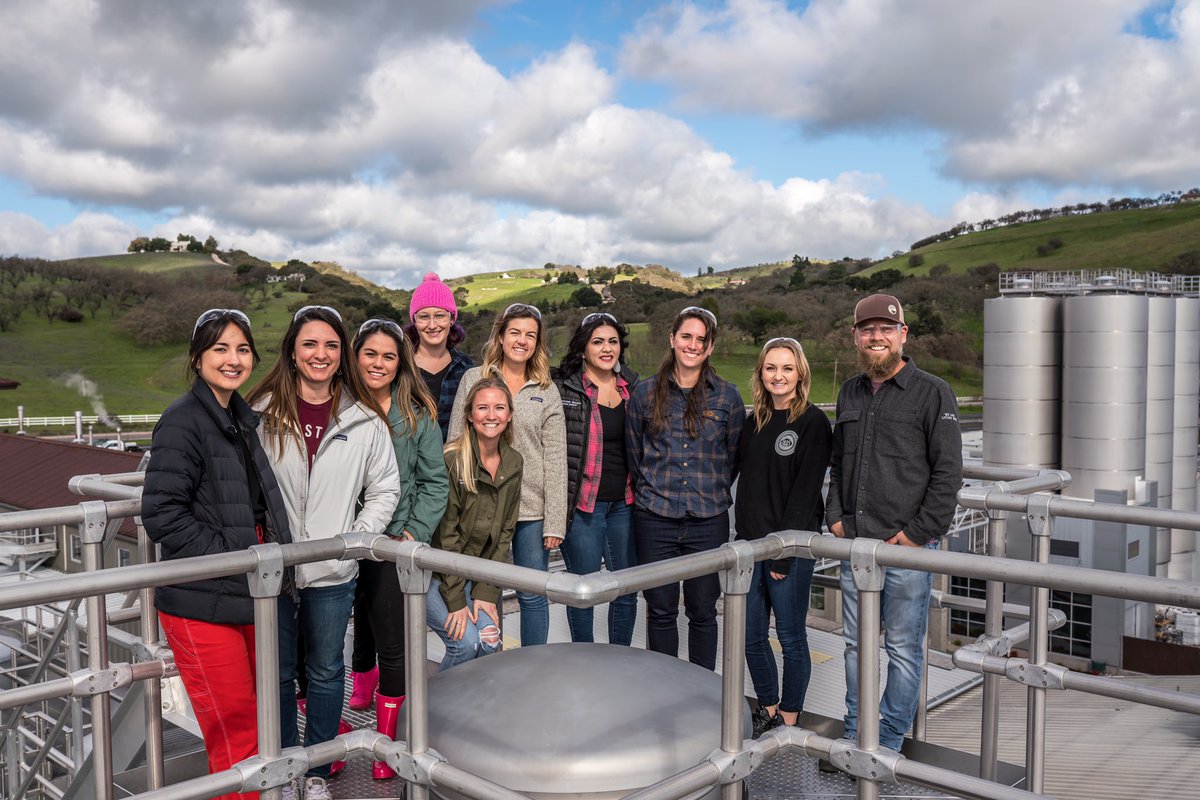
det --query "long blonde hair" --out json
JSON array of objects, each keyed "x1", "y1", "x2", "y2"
[
  {"x1": 751, "y1": 338, "x2": 812, "y2": 431},
  {"x1": 480, "y1": 305, "x2": 551, "y2": 388},
  {"x1": 443, "y1": 377, "x2": 514, "y2": 494}
]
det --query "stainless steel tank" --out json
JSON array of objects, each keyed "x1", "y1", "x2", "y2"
[
  {"x1": 983, "y1": 296, "x2": 1062, "y2": 469},
  {"x1": 1171, "y1": 296, "x2": 1200, "y2": 580},
  {"x1": 1145, "y1": 296, "x2": 1176, "y2": 577},
  {"x1": 409, "y1": 644, "x2": 751, "y2": 800},
  {"x1": 1061, "y1": 294, "x2": 1149, "y2": 500}
]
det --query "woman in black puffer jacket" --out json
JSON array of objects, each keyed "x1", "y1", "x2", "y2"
[
  {"x1": 552, "y1": 312, "x2": 639, "y2": 645},
  {"x1": 142, "y1": 308, "x2": 292, "y2": 800}
]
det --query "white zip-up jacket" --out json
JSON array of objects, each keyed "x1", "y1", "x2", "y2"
[{"x1": 254, "y1": 394, "x2": 401, "y2": 589}]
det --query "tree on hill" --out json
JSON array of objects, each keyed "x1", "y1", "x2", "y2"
[
  {"x1": 127, "y1": 237, "x2": 150, "y2": 253},
  {"x1": 203, "y1": 235, "x2": 219, "y2": 254},
  {"x1": 571, "y1": 285, "x2": 602, "y2": 308},
  {"x1": 733, "y1": 305, "x2": 790, "y2": 344},
  {"x1": 556, "y1": 271, "x2": 580, "y2": 285}
]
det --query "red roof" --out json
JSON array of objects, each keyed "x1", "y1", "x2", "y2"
[{"x1": 0, "y1": 434, "x2": 142, "y2": 533}]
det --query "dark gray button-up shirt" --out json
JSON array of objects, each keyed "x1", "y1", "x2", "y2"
[{"x1": 825, "y1": 357, "x2": 963, "y2": 545}]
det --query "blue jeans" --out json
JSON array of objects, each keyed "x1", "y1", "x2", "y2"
[
  {"x1": 512, "y1": 519, "x2": 549, "y2": 646},
  {"x1": 633, "y1": 507, "x2": 729, "y2": 670},
  {"x1": 277, "y1": 580, "x2": 356, "y2": 778},
  {"x1": 839, "y1": 542, "x2": 936, "y2": 750},
  {"x1": 426, "y1": 579, "x2": 501, "y2": 670},
  {"x1": 745, "y1": 558, "x2": 815, "y2": 713},
  {"x1": 560, "y1": 501, "x2": 636, "y2": 645}
]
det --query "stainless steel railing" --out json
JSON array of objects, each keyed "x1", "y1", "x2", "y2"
[{"x1": 1, "y1": 467, "x2": 1200, "y2": 800}]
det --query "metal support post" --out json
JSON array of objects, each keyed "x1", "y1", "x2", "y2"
[
  {"x1": 397, "y1": 541, "x2": 433, "y2": 800},
  {"x1": 1024, "y1": 495, "x2": 1053, "y2": 794},
  {"x1": 849, "y1": 538, "x2": 886, "y2": 800},
  {"x1": 135, "y1": 511, "x2": 165, "y2": 791},
  {"x1": 79, "y1": 501, "x2": 116, "y2": 800},
  {"x1": 979, "y1": 507, "x2": 1007, "y2": 782},
  {"x1": 66, "y1": 610, "x2": 86, "y2": 773},
  {"x1": 249, "y1": 544, "x2": 287, "y2": 800},
  {"x1": 717, "y1": 541, "x2": 755, "y2": 800}
]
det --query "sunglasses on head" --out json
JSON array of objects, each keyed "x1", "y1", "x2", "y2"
[
  {"x1": 581, "y1": 311, "x2": 619, "y2": 328},
  {"x1": 293, "y1": 305, "x2": 343, "y2": 323},
  {"x1": 504, "y1": 303, "x2": 542, "y2": 320},
  {"x1": 679, "y1": 306, "x2": 717, "y2": 328},
  {"x1": 357, "y1": 317, "x2": 404, "y2": 338},
  {"x1": 763, "y1": 336, "x2": 802, "y2": 351},
  {"x1": 193, "y1": 308, "x2": 251, "y2": 336}
]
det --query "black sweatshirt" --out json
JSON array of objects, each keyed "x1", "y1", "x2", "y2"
[{"x1": 734, "y1": 403, "x2": 833, "y2": 575}]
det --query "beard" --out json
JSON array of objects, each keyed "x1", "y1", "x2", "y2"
[{"x1": 857, "y1": 347, "x2": 902, "y2": 381}]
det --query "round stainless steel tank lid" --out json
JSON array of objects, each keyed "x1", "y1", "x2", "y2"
[{"x1": 407, "y1": 643, "x2": 751, "y2": 799}]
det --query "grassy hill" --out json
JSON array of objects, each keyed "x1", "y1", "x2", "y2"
[
  {"x1": 66, "y1": 251, "x2": 221, "y2": 274},
  {"x1": 24, "y1": 199, "x2": 1199, "y2": 427},
  {"x1": 862, "y1": 202, "x2": 1200, "y2": 277}
]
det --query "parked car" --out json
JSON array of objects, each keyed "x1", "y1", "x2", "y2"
[{"x1": 95, "y1": 439, "x2": 141, "y2": 452}]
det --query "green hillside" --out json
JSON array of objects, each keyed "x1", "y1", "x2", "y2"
[
  {"x1": 863, "y1": 202, "x2": 1200, "y2": 277},
  {"x1": 15, "y1": 198, "x2": 1195, "y2": 426},
  {"x1": 67, "y1": 251, "x2": 220, "y2": 274}
]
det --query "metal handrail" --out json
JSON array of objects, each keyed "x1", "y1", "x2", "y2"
[{"x1": 3, "y1": 470, "x2": 1200, "y2": 800}]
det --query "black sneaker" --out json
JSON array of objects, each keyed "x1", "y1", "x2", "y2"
[{"x1": 751, "y1": 705, "x2": 783, "y2": 738}]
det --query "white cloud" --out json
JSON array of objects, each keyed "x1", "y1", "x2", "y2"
[
  {"x1": 621, "y1": 0, "x2": 1200, "y2": 191},
  {"x1": 0, "y1": 211, "x2": 137, "y2": 260},
  {"x1": 0, "y1": 0, "x2": 980, "y2": 283}
]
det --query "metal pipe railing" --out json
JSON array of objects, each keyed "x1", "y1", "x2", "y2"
[{"x1": 5, "y1": 467, "x2": 1200, "y2": 800}]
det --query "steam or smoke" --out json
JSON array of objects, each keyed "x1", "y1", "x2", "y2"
[{"x1": 58, "y1": 372, "x2": 120, "y2": 427}]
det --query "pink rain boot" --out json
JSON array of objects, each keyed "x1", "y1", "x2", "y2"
[
  {"x1": 348, "y1": 665, "x2": 379, "y2": 711},
  {"x1": 372, "y1": 694, "x2": 405, "y2": 780},
  {"x1": 328, "y1": 719, "x2": 353, "y2": 777}
]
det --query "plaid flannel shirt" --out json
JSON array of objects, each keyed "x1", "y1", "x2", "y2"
[
  {"x1": 575, "y1": 373, "x2": 635, "y2": 513},
  {"x1": 626, "y1": 371, "x2": 745, "y2": 519}
]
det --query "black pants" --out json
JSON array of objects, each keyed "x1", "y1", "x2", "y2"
[
  {"x1": 352, "y1": 558, "x2": 408, "y2": 697},
  {"x1": 633, "y1": 507, "x2": 729, "y2": 671}
]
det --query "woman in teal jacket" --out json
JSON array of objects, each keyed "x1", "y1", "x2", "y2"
[{"x1": 351, "y1": 317, "x2": 449, "y2": 779}]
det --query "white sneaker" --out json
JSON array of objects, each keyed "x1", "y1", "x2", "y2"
[
  {"x1": 280, "y1": 777, "x2": 300, "y2": 800},
  {"x1": 303, "y1": 776, "x2": 333, "y2": 800}
]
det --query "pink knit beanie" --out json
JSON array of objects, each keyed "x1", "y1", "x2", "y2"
[{"x1": 409, "y1": 272, "x2": 458, "y2": 321}]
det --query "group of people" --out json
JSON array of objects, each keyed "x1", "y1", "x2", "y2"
[{"x1": 140, "y1": 281, "x2": 963, "y2": 800}]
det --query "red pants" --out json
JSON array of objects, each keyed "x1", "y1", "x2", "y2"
[{"x1": 159, "y1": 612, "x2": 259, "y2": 800}]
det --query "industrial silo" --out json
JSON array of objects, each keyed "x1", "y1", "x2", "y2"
[
  {"x1": 1061, "y1": 293, "x2": 1149, "y2": 501},
  {"x1": 1145, "y1": 295, "x2": 1176, "y2": 577},
  {"x1": 1171, "y1": 296, "x2": 1200, "y2": 581},
  {"x1": 983, "y1": 295, "x2": 1062, "y2": 469}
]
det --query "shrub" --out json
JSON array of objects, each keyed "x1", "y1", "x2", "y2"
[
  {"x1": 908, "y1": 254, "x2": 925, "y2": 268},
  {"x1": 58, "y1": 305, "x2": 84, "y2": 323}
]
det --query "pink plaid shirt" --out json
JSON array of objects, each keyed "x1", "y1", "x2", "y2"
[{"x1": 576, "y1": 373, "x2": 635, "y2": 513}]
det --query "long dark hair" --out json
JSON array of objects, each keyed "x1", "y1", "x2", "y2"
[
  {"x1": 246, "y1": 306, "x2": 387, "y2": 455},
  {"x1": 188, "y1": 310, "x2": 259, "y2": 382},
  {"x1": 552, "y1": 312, "x2": 630, "y2": 381},
  {"x1": 648, "y1": 307, "x2": 718, "y2": 438},
  {"x1": 353, "y1": 318, "x2": 437, "y2": 434}
]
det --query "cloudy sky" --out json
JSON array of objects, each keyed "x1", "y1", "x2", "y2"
[{"x1": 0, "y1": 0, "x2": 1196, "y2": 288}]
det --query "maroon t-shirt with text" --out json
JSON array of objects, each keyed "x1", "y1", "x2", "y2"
[{"x1": 298, "y1": 398, "x2": 333, "y2": 472}]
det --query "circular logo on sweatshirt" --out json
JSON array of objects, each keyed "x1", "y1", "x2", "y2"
[{"x1": 775, "y1": 430, "x2": 798, "y2": 456}]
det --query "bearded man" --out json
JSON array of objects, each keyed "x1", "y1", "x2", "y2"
[{"x1": 824, "y1": 293, "x2": 963, "y2": 756}]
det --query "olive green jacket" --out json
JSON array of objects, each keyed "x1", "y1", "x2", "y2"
[{"x1": 433, "y1": 434, "x2": 523, "y2": 612}]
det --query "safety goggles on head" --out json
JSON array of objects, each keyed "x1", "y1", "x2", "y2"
[
  {"x1": 193, "y1": 308, "x2": 251, "y2": 336},
  {"x1": 293, "y1": 305, "x2": 343, "y2": 323}
]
